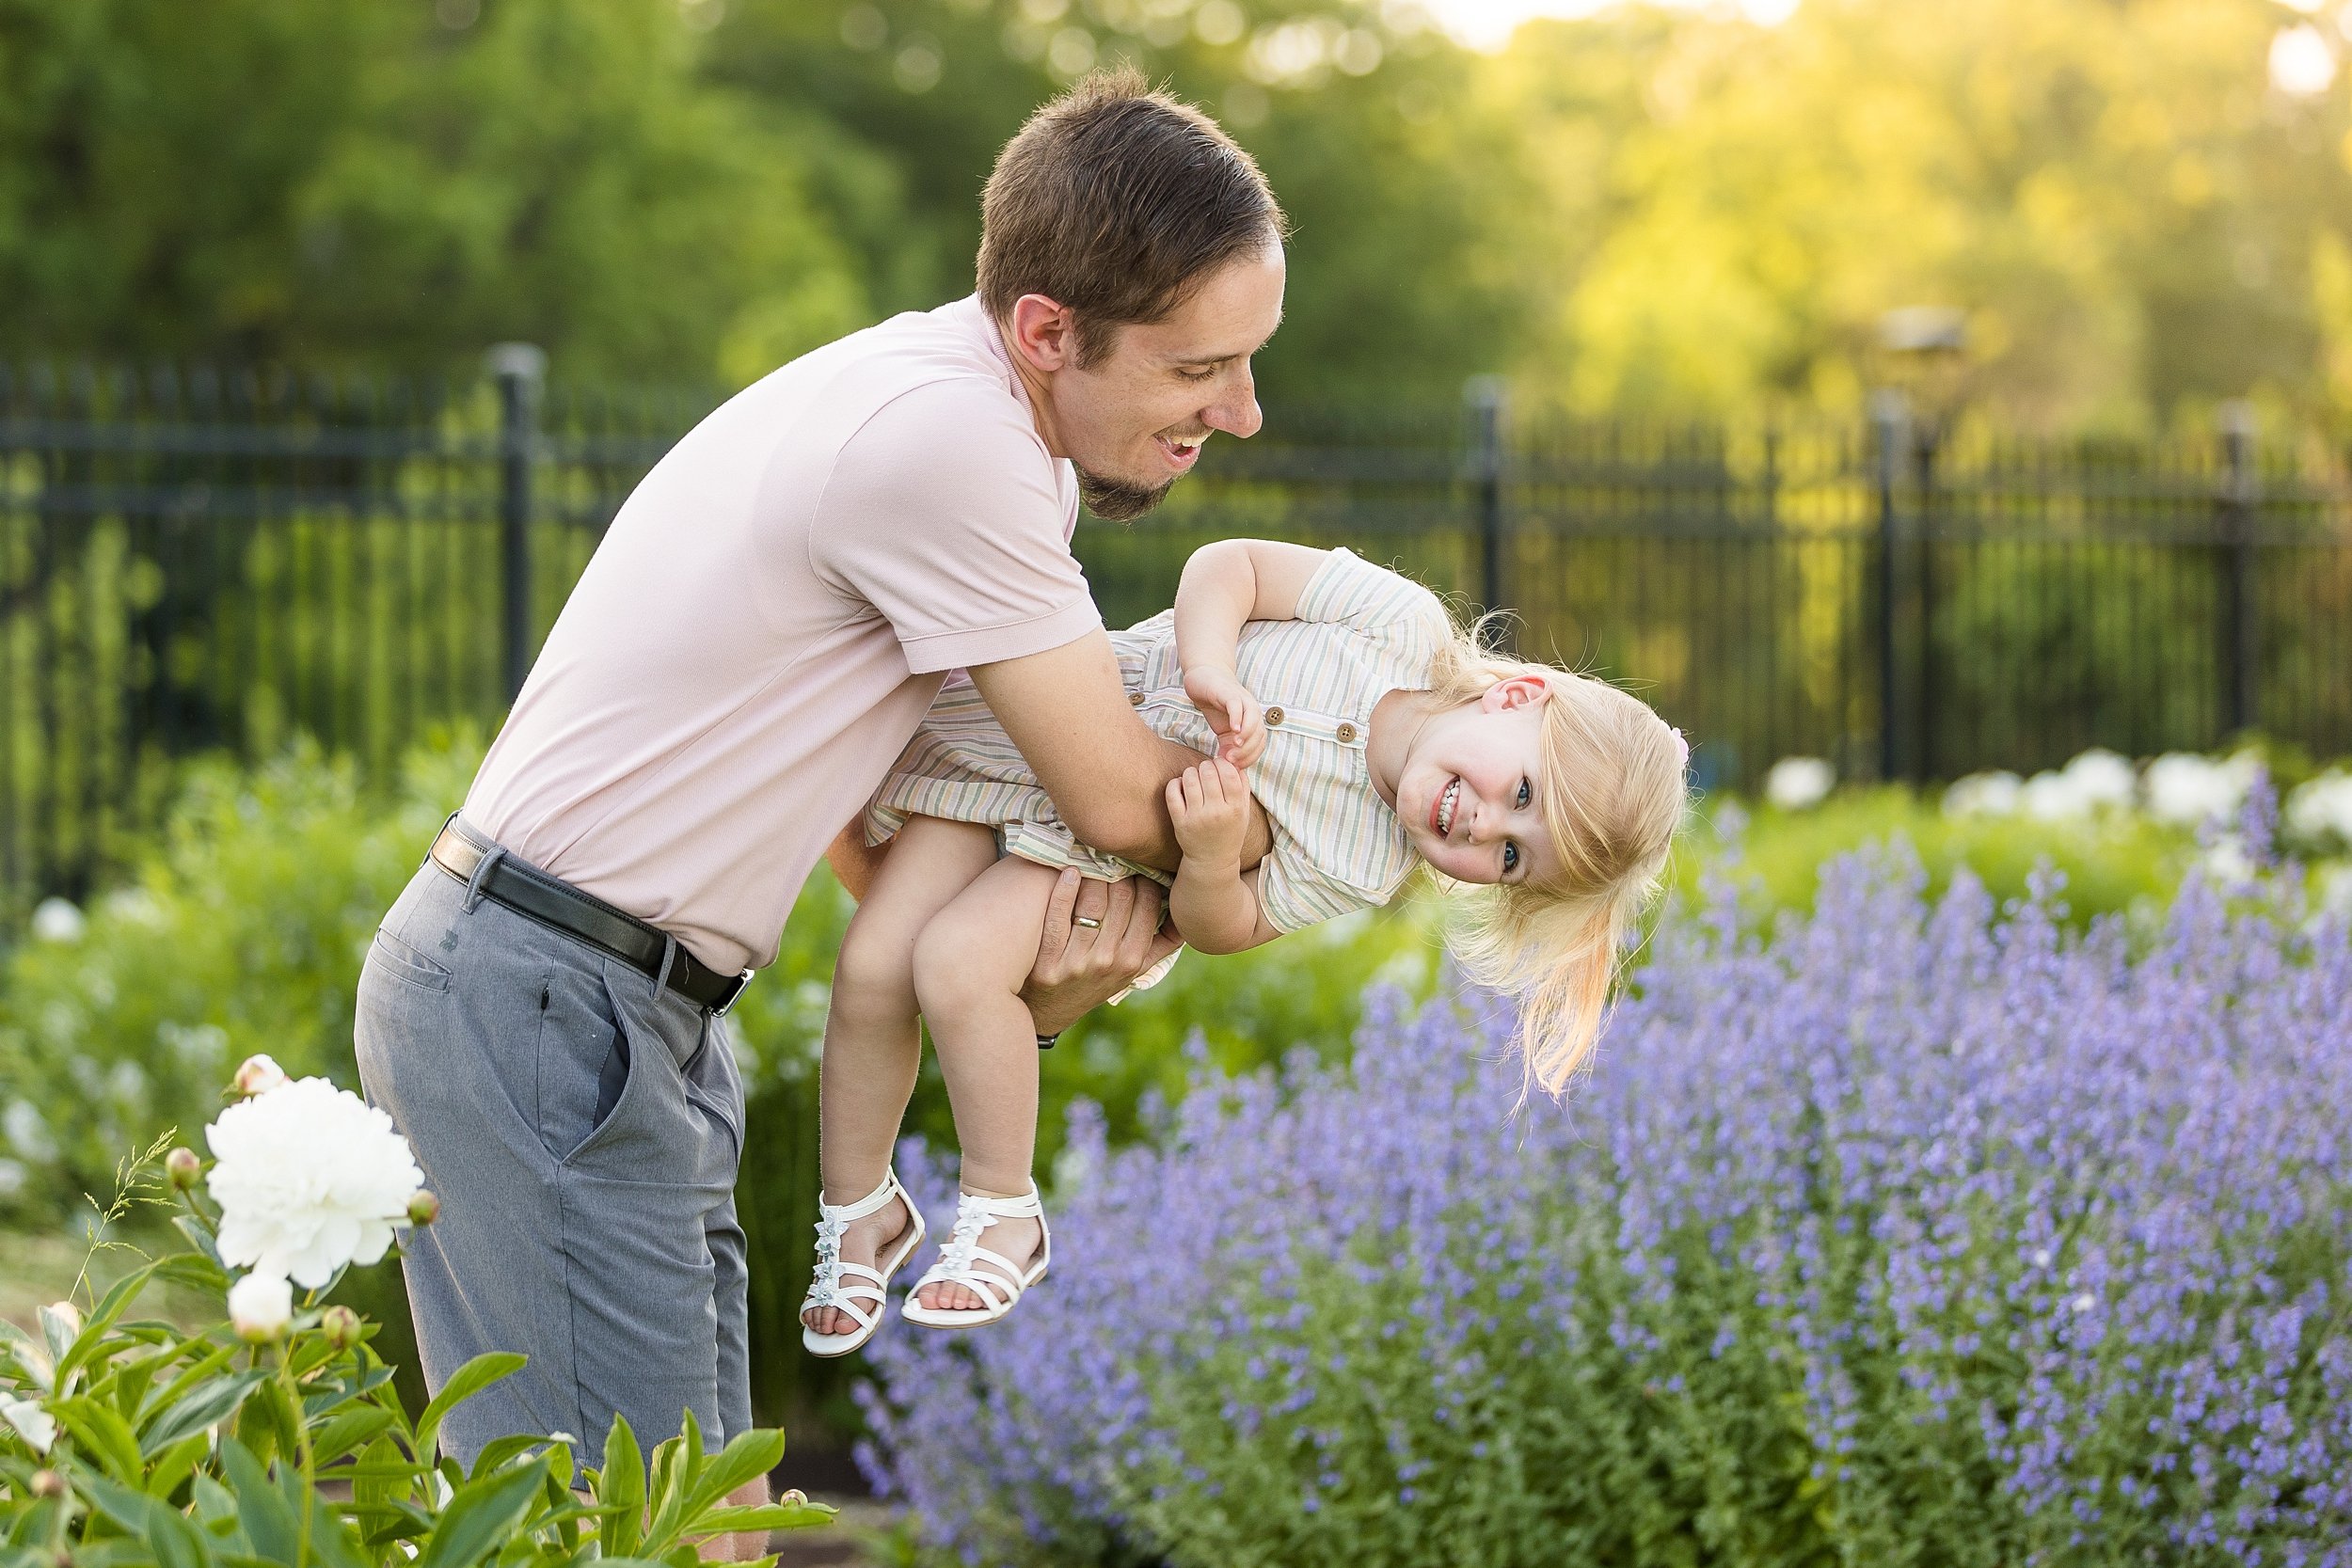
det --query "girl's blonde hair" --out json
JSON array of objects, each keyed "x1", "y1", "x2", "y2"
[{"x1": 1420, "y1": 623, "x2": 1691, "y2": 1098}]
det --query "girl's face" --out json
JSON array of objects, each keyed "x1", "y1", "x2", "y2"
[{"x1": 1393, "y1": 676, "x2": 1562, "y2": 886}]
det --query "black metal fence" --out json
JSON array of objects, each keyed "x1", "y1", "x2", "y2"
[{"x1": 6, "y1": 356, "x2": 2349, "y2": 911}]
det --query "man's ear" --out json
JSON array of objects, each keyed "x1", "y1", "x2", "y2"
[
  {"x1": 1480, "y1": 673, "x2": 1552, "y2": 712},
  {"x1": 1007, "y1": 294, "x2": 1078, "y2": 374}
]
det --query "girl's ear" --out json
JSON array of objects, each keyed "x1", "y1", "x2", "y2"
[{"x1": 1480, "y1": 673, "x2": 1553, "y2": 713}]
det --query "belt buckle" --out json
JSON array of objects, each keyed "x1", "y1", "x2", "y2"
[{"x1": 710, "y1": 969, "x2": 754, "y2": 1017}]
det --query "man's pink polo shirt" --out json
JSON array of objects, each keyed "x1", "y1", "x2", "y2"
[{"x1": 463, "y1": 296, "x2": 1100, "y2": 974}]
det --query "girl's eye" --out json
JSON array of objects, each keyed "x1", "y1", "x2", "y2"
[
  {"x1": 1516, "y1": 778, "x2": 1532, "y2": 810},
  {"x1": 1502, "y1": 843, "x2": 1520, "y2": 875},
  {"x1": 1177, "y1": 366, "x2": 1217, "y2": 383}
]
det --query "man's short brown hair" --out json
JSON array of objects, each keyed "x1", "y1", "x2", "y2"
[{"x1": 977, "y1": 68, "x2": 1287, "y2": 367}]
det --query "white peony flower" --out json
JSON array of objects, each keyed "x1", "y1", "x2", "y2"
[
  {"x1": 2023, "y1": 749, "x2": 2136, "y2": 820},
  {"x1": 232, "y1": 1053, "x2": 291, "y2": 1098},
  {"x1": 2200, "y1": 834, "x2": 2258, "y2": 888},
  {"x1": 228, "y1": 1272, "x2": 294, "y2": 1342},
  {"x1": 0, "y1": 1394, "x2": 56, "y2": 1453},
  {"x1": 1943, "y1": 770, "x2": 2022, "y2": 818},
  {"x1": 2141, "y1": 752, "x2": 2258, "y2": 827},
  {"x1": 1763, "y1": 756, "x2": 1835, "y2": 812},
  {"x1": 2287, "y1": 770, "x2": 2352, "y2": 847},
  {"x1": 29, "y1": 898, "x2": 85, "y2": 944},
  {"x1": 206, "y1": 1076, "x2": 424, "y2": 1289}
]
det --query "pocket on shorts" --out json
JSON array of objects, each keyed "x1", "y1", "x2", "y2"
[
  {"x1": 537, "y1": 955, "x2": 631, "y2": 1164},
  {"x1": 367, "y1": 928, "x2": 453, "y2": 993}
]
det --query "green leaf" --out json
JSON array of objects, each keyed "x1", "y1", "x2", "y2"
[
  {"x1": 304, "y1": 1485, "x2": 370, "y2": 1568},
  {"x1": 691, "y1": 1502, "x2": 834, "y2": 1533},
  {"x1": 140, "y1": 1371, "x2": 270, "y2": 1455},
  {"x1": 145, "y1": 1433, "x2": 215, "y2": 1500},
  {"x1": 414, "y1": 1460, "x2": 549, "y2": 1568},
  {"x1": 302, "y1": 1364, "x2": 393, "y2": 1420},
  {"x1": 680, "y1": 1429, "x2": 785, "y2": 1519},
  {"x1": 220, "y1": 1440, "x2": 300, "y2": 1564},
  {"x1": 469, "y1": 1433, "x2": 565, "y2": 1479},
  {"x1": 153, "y1": 1252, "x2": 230, "y2": 1294},
  {"x1": 660, "y1": 1545, "x2": 696, "y2": 1568},
  {"x1": 596, "y1": 1417, "x2": 645, "y2": 1560},
  {"x1": 83, "y1": 1474, "x2": 212, "y2": 1568},
  {"x1": 190, "y1": 1474, "x2": 242, "y2": 1534},
  {"x1": 58, "y1": 1268, "x2": 161, "y2": 1385},
  {"x1": 142, "y1": 1340, "x2": 239, "y2": 1420},
  {"x1": 307, "y1": 1404, "x2": 395, "y2": 1467},
  {"x1": 414, "y1": 1354, "x2": 526, "y2": 1461},
  {"x1": 233, "y1": 1376, "x2": 299, "y2": 1467},
  {"x1": 172, "y1": 1216, "x2": 223, "y2": 1266},
  {"x1": 53, "y1": 1396, "x2": 148, "y2": 1481}
]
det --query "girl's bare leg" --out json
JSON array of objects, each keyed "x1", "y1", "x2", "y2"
[
  {"x1": 908, "y1": 854, "x2": 1074, "y2": 1312},
  {"x1": 804, "y1": 816, "x2": 997, "y2": 1338}
]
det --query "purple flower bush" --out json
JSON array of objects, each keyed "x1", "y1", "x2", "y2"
[{"x1": 859, "y1": 838, "x2": 2352, "y2": 1567}]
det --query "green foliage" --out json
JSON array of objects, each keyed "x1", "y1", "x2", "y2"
[
  {"x1": 13, "y1": 0, "x2": 2352, "y2": 420},
  {"x1": 0, "y1": 0, "x2": 866, "y2": 378},
  {"x1": 1674, "y1": 786, "x2": 2194, "y2": 935},
  {"x1": 0, "y1": 736, "x2": 477, "y2": 1226},
  {"x1": 0, "y1": 1143, "x2": 829, "y2": 1568}
]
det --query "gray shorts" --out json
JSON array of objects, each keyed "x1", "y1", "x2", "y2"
[{"x1": 353, "y1": 838, "x2": 750, "y2": 1465}]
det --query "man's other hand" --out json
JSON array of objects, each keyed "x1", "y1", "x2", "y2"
[{"x1": 1021, "y1": 870, "x2": 1183, "y2": 1036}]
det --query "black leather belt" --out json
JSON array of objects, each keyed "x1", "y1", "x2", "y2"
[{"x1": 428, "y1": 821, "x2": 753, "y2": 1015}]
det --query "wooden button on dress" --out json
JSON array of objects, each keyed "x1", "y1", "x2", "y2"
[
  {"x1": 1336, "y1": 721, "x2": 1359, "y2": 742},
  {"x1": 1265, "y1": 706, "x2": 1285, "y2": 726}
]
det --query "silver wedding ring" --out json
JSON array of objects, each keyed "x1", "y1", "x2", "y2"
[{"x1": 1073, "y1": 915, "x2": 1103, "y2": 929}]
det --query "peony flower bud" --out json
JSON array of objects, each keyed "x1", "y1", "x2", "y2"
[
  {"x1": 29, "y1": 1468, "x2": 64, "y2": 1497},
  {"x1": 229, "y1": 1273, "x2": 294, "y2": 1343},
  {"x1": 165, "y1": 1147, "x2": 202, "y2": 1189},
  {"x1": 407, "y1": 1190, "x2": 440, "y2": 1227},
  {"x1": 319, "y1": 1305, "x2": 362, "y2": 1349},
  {"x1": 232, "y1": 1054, "x2": 290, "y2": 1097}
]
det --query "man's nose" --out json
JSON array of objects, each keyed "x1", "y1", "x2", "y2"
[{"x1": 1202, "y1": 369, "x2": 1262, "y2": 439}]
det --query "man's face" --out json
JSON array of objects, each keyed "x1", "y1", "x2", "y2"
[{"x1": 1037, "y1": 245, "x2": 1285, "y2": 520}]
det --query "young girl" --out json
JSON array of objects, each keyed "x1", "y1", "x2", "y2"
[{"x1": 799, "y1": 541, "x2": 1687, "y2": 1353}]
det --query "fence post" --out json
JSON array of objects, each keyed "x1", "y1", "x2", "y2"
[
  {"x1": 1870, "y1": 388, "x2": 1908, "y2": 783},
  {"x1": 2217, "y1": 399, "x2": 2258, "y2": 740},
  {"x1": 488, "y1": 343, "x2": 546, "y2": 704},
  {"x1": 1463, "y1": 373, "x2": 1510, "y2": 647}
]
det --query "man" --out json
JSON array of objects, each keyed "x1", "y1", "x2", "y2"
[{"x1": 353, "y1": 68, "x2": 1285, "y2": 1546}]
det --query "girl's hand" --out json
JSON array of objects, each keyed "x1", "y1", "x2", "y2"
[
  {"x1": 1184, "y1": 666, "x2": 1266, "y2": 769},
  {"x1": 1167, "y1": 758, "x2": 1252, "y2": 867}
]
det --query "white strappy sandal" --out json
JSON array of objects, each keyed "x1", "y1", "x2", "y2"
[
  {"x1": 899, "y1": 1186, "x2": 1051, "y2": 1330},
  {"x1": 800, "y1": 1168, "x2": 927, "y2": 1358}
]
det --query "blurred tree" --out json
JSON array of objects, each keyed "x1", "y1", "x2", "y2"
[
  {"x1": 1490, "y1": 0, "x2": 2352, "y2": 429},
  {"x1": 710, "y1": 0, "x2": 1535, "y2": 404},
  {"x1": 0, "y1": 0, "x2": 866, "y2": 379}
]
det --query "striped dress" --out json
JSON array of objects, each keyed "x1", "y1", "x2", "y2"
[{"x1": 866, "y1": 548, "x2": 1454, "y2": 986}]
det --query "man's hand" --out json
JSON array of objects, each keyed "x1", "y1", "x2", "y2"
[
  {"x1": 1168, "y1": 759, "x2": 1251, "y2": 870},
  {"x1": 1183, "y1": 666, "x2": 1266, "y2": 768},
  {"x1": 1020, "y1": 870, "x2": 1183, "y2": 1036}
]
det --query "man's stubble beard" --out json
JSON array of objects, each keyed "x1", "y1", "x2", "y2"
[{"x1": 1075, "y1": 464, "x2": 1175, "y2": 522}]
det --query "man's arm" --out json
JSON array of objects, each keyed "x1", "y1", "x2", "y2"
[{"x1": 967, "y1": 630, "x2": 1271, "y2": 874}]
